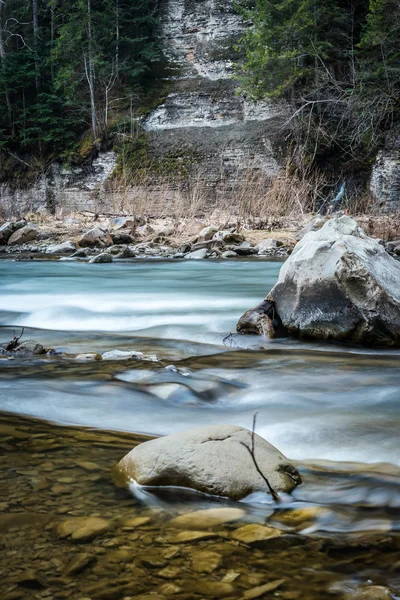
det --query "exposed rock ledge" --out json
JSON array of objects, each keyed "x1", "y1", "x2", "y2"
[{"x1": 237, "y1": 216, "x2": 400, "y2": 347}]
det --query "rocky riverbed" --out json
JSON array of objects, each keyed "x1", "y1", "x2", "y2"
[{"x1": 1, "y1": 412, "x2": 399, "y2": 600}]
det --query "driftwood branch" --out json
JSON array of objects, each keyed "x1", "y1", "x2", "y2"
[{"x1": 241, "y1": 413, "x2": 280, "y2": 502}]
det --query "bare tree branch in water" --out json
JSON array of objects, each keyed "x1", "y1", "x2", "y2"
[
  {"x1": 5, "y1": 327, "x2": 24, "y2": 352},
  {"x1": 223, "y1": 332, "x2": 240, "y2": 348},
  {"x1": 241, "y1": 413, "x2": 280, "y2": 503}
]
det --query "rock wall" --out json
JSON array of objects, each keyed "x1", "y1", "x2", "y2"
[
  {"x1": 0, "y1": 152, "x2": 117, "y2": 217},
  {"x1": 144, "y1": 0, "x2": 284, "y2": 185},
  {"x1": 370, "y1": 150, "x2": 400, "y2": 212}
]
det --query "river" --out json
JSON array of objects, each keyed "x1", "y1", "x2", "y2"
[{"x1": 0, "y1": 258, "x2": 399, "y2": 600}]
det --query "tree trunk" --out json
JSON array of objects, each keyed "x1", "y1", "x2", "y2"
[
  {"x1": 86, "y1": 0, "x2": 97, "y2": 139},
  {"x1": 33, "y1": 0, "x2": 40, "y2": 90},
  {"x1": 0, "y1": 0, "x2": 14, "y2": 134},
  {"x1": 115, "y1": 0, "x2": 119, "y2": 78}
]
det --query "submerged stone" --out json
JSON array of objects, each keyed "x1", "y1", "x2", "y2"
[
  {"x1": 231, "y1": 524, "x2": 283, "y2": 544},
  {"x1": 167, "y1": 508, "x2": 245, "y2": 530},
  {"x1": 242, "y1": 579, "x2": 285, "y2": 599}
]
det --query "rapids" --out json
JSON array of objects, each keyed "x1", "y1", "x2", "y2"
[{"x1": 0, "y1": 258, "x2": 399, "y2": 468}]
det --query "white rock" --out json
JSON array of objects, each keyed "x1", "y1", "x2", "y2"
[
  {"x1": 238, "y1": 216, "x2": 400, "y2": 346},
  {"x1": 184, "y1": 248, "x2": 208, "y2": 260},
  {"x1": 102, "y1": 350, "x2": 158, "y2": 362},
  {"x1": 114, "y1": 425, "x2": 301, "y2": 500},
  {"x1": 255, "y1": 239, "x2": 283, "y2": 254},
  {"x1": 45, "y1": 241, "x2": 76, "y2": 254}
]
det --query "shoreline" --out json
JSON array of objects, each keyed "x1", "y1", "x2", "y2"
[{"x1": 1, "y1": 212, "x2": 400, "y2": 262}]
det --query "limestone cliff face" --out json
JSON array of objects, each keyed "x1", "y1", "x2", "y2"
[
  {"x1": 370, "y1": 150, "x2": 400, "y2": 211},
  {"x1": 144, "y1": 0, "x2": 284, "y2": 184}
]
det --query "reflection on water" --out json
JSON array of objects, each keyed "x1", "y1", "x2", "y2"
[{"x1": 0, "y1": 412, "x2": 399, "y2": 600}]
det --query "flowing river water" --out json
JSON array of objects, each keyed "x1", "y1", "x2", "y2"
[{"x1": 0, "y1": 258, "x2": 399, "y2": 600}]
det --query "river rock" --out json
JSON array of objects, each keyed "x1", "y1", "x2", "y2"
[
  {"x1": 8, "y1": 224, "x2": 38, "y2": 246},
  {"x1": 113, "y1": 425, "x2": 301, "y2": 500},
  {"x1": 72, "y1": 248, "x2": 90, "y2": 258},
  {"x1": 55, "y1": 517, "x2": 111, "y2": 542},
  {"x1": 237, "y1": 216, "x2": 400, "y2": 346},
  {"x1": 191, "y1": 550, "x2": 222, "y2": 573},
  {"x1": 255, "y1": 239, "x2": 283, "y2": 254},
  {"x1": 111, "y1": 232, "x2": 134, "y2": 244},
  {"x1": 214, "y1": 230, "x2": 245, "y2": 244},
  {"x1": 348, "y1": 586, "x2": 394, "y2": 600},
  {"x1": 184, "y1": 248, "x2": 208, "y2": 259},
  {"x1": 111, "y1": 216, "x2": 135, "y2": 231},
  {"x1": 222, "y1": 250, "x2": 237, "y2": 258},
  {"x1": 45, "y1": 241, "x2": 76, "y2": 254},
  {"x1": 195, "y1": 581, "x2": 235, "y2": 598},
  {"x1": 14, "y1": 340, "x2": 47, "y2": 355},
  {"x1": 197, "y1": 225, "x2": 218, "y2": 242},
  {"x1": 136, "y1": 224, "x2": 155, "y2": 237},
  {"x1": 79, "y1": 227, "x2": 112, "y2": 248},
  {"x1": 242, "y1": 579, "x2": 285, "y2": 599},
  {"x1": 231, "y1": 524, "x2": 282, "y2": 544},
  {"x1": 295, "y1": 215, "x2": 329, "y2": 240},
  {"x1": 234, "y1": 241, "x2": 257, "y2": 256},
  {"x1": 167, "y1": 507, "x2": 245, "y2": 530},
  {"x1": 89, "y1": 253, "x2": 113, "y2": 264}
]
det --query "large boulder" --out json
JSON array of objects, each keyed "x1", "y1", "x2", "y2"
[
  {"x1": 8, "y1": 225, "x2": 38, "y2": 246},
  {"x1": 79, "y1": 228, "x2": 112, "y2": 248},
  {"x1": 113, "y1": 425, "x2": 301, "y2": 500},
  {"x1": 237, "y1": 216, "x2": 400, "y2": 346},
  {"x1": 0, "y1": 220, "x2": 26, "y2": 245}
]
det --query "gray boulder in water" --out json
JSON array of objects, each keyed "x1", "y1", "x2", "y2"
[
  {"x1": 113, "y1": 425, "x2": 301, "y2": 500},
  {"x1": 237, "y1": 216, "x2": 400, "y2": 347}
]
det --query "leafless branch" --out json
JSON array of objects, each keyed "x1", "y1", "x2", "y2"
[{"x1": 240, "y1": 413, "x2": 280, "y2": 502}]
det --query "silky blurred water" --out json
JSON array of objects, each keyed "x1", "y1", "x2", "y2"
[{"x1": 0, "y1": 258, "x2": 399, "y2": 467}]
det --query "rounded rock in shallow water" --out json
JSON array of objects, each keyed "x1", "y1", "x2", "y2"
[
  {"x1": 113, "y1": 425, "x2": 301, "y2": 500},
  {"x1": 89, "y1": 253, "x2": 113, "y2": 264},
  {"x1": 348, "y1": 586, "x2": 395, "y2": 600},
  {"x1": 167, "y1": 507, "x2": 245, "y2": 530}
]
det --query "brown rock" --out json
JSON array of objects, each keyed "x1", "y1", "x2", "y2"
[
  {"x1": 167, "y1": 508, "x2": 245, "y2": 530},
  {"x1": 231, "y1": 524, "x2": 283, "y2": 544},
  {"x1": 242, "y1": 579, "x2": 285, "y2": 599},
  {"x1": 195, "y1": 581, "x2": 235, "y2": 597},
  {"x1": 191, "y1": 550, "x2": 222, "y2": 573},
  {"x1": 8, "y1": 225, "x2": 38, "y2": 246},
  {"x1": 55, "y1": 517, "x2": 111, "y2": 542},
  {"x1": 64, "y1": 553, "x2": 95, "y2": 576}
]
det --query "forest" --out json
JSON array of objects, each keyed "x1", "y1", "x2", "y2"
[
  {"x1": 0, "y1": 0, "x2": 160, "y2": 163},
  {"x1": 0, "y1": 0, "x2": 399, "y2": 181}
]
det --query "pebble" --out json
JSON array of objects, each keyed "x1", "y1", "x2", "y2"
[
  {"x1": 195, "y1": 581, "x2": 235, "y2": 597},
  {"x1": 167, "y1": 508, "x2": 245, "y2": 530},
  {"x1": 242, "y1": 578, "x2": 286, "y2": 599}
]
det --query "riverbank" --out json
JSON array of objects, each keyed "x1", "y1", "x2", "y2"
[
  {"x1": 1, "y1": 411, "x2": 399, "y2": 600},
  {"x1": 1, "y1": 212, "x2": 400, "y2": 261}
]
